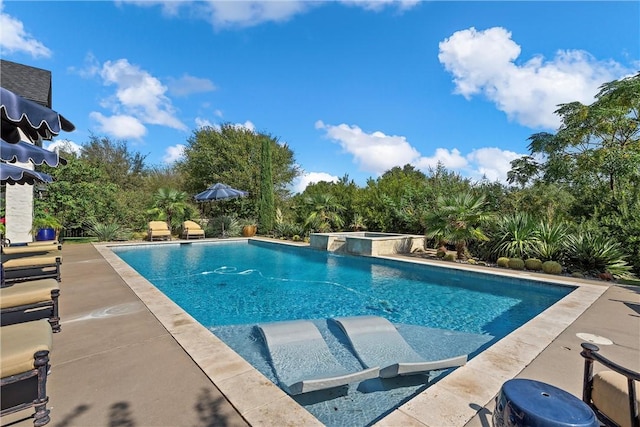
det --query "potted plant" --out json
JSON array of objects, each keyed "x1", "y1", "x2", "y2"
[
  {"x1": 32, "y1": 214, "x2": 62, "y2": 241},
  {"x1": 241, "y1": 218, "x2": 258, "y2": 237}
]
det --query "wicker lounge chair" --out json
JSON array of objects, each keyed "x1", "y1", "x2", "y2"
[
  {"x1": 258, "y1": 320, "x2": 379, "y2": 395},
  {"x1": 148, "y1": 221, "x2": 171, "y2": 241},
  {"x1": 1, "y1": 279, "x2": 61, "y2": 332},
  {"x1": 181, "y1": 220, "x2": 205, "y2": 240},
  {"x1": 581, "y1": 342, "x2": 640, "y2": 427},
  {"x1": 0, "y1": 319, "x2": 53, "y2": 426},
  {"x1": 333, "y1": 316, "x2": 467, "y2": 378}
]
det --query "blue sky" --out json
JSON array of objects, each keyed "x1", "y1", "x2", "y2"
[{"x1": 2, "y1": 1, "x2": 638, "y2": 192}]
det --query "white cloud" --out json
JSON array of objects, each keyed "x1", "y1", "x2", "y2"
[
  {"x1": 0, "y1": 1, "x2": 51, "y2": 57},
  {"x1": 45, "y1": 139, "x2": 83, "y2": 156},
  {"x1": 438, "y1": 26, "x2": 630, "y2": 129},
  {"x1": 195, "y1": 117, "x2": 214, "y2": 129},
  {"x1": 89, "y1": 112, "x2": 147, "y2": 139},
  {"x1": 167, "y1": 74, "x2": 216, "y2": 97},
  {"x1": 415, "y1": 148, "x2": 468, "y2": 170},
  {"x1": 163, "y1": 144, "x2": 185, "y2": 163},
  {"x1": 315, "y1": 120, "x2": 421, "y2": 175},
  {"x1": 119, "y1": 0, "x2": 418, "y2": 29},
  {"x1": 316, "y1": 120, "x2": 525, "y2": 183},
  {"x1": 293, "y1": 171, "x2": 339, "y2": 193},
  {"x1": 100, "y1": 59, "x2": 187, "y2": 131},
  {"x1": 465, "y1": 147, "x2": 522, "y2": 182},
  {"x1": 340, "y1": 0, "x2": 420, "y2": 12}
]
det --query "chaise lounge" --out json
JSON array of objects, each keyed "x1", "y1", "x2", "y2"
[
  {"x1": 257, "y1": 320, "x2": 379, "y2": 395},
  {"x1": 1, "y1": 279, "x2": 61, "y2": 332},
  {"x1": 0, "y1": 319, "x2": 53, "y2": 426},
  {"x1": 333, "y1": 315, "x2": 468, "y2": 378},
  {"x1": 181, "y1": 220, "x2": 205, "y2": 240},
  {"x1": 581, "y1": 342, "x2": 640, "y2": 427},
  {"x1": 147, "y1": 221, "x2": 171, "y2": 241},
  {"x1": 1, "y1": 255, "x2": 62, "y2": 284}
]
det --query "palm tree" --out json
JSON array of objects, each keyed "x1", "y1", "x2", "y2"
[
  {"x1": 425, "y1": 192, "x2": 492, "y2": 259},
  {"x1": 304, "y1": 194, "x2": 345, "y2": 233},
  {"x1": 147, "y1": 188, "x2": 190, "y2": 232}
]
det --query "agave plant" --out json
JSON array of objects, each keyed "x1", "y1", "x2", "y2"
[
  {"x1": 208, "y1": 215, "x2": 241, "y2": 237},
  {"x1": 491, "y1": 213, "x2": 539, "y2": 259},
  {"x1": 86, "y1": 219, "x2": 130, "y2": 242},
  {"x1": 532, "y1": 221, "x2": 570, "y2": 262},
  {"x1": 566, "y1": 230, "x2": 634, "y2": 279}
]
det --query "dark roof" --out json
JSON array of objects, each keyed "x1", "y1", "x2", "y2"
[{"x1": 0, "y1": 60, "x2": 52, "y2": 108}]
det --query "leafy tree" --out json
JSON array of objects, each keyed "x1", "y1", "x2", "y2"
[
  {"x1": 38, "y1": 153, "x2": 120, "y2": 231},
  {"x1": 81, "y1": 134, "x2": 148, "y2": 190},
  {"x1": 519, "y1": 73, "x2": 640, "y2": 196},
  {"x1": 424, "y1": 192, "x2": 492, "y2": 259},
  {"x1": 178, "y1": 124, "x2": 300, "y2": 219},
  {"x1": 258, "y1": 136, "x2": 275, "y2": 234}
]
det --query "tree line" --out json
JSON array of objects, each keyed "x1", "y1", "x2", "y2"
[{"x1": 36, "y1": 74, "x2": 639, "y2": 277}]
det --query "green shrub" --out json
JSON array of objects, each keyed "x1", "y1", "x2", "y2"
[
  {"x1": 492, "y1": 213, "x2": 539, "y2": 259},
  {"x1": 444, "y1": 253, "x2": 456, "y2": 262},
  {"x1": 508, "y1": 258, "x2": 525, "y2": 270},
  {"x1": 571, "y1": 272, "x2": 585, "y2": 278},
  {"x1": 436, "y1": 250, "x2": 446, "y2": 258},
  {"x1": 542, "y1": 261, "x2": 563, "y2": 274},
  {"x1": 525, "y1": 258, "x2": 543, "y2": 271},
  {"x1": 467, "y1": 259, "x2": 477, "y2": 265},
  {"x1": 86, "y1": 219, "x2": 130, "y2": 242},
  {"x1": 567, "y1": 231, "x2": 634, "y2": 279},
  {"x1": 497, "y1": 257, "x2": 510, "y2": 268}
]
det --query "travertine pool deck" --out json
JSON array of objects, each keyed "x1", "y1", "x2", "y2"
[{"x1": 2, "y1": 240, "x2": 638, "y2": 427}]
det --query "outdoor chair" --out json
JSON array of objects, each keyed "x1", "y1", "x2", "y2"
[
  {"x1": 1, "y1": 279, "x2": 61, "y2": 332},
  {"x1": 181, "y1": 220, "x2": 205, "y2": 240},
  {"x1": 2, "y1": 243, "x2": 61, "y2": 257},
  {"x1": 2, "y1": 254, "x2": 62, "y2": 284},
  {"x1": 147, "y1": 221, "x2": 171, "y2": 241},
  {"x1": 1, "y1": 319, "x2": 53, "y2": 426},
  {"x1": 332, "y1": 316, "x2": 467, "y2": 378},
  {"x1": 581, "y1": 342, "x2": 640, "y2": 427}
]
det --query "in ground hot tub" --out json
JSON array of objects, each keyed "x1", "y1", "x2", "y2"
[{"x1": 310, "y1": 232, "x2": 425, "y2": 256}]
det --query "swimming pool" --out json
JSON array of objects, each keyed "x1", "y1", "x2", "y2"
[{"x1": 111, "y1": 239, "x2": 575, "y2": 426}]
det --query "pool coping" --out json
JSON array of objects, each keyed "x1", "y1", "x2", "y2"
[{"x1": 94, "y1": 239, "x2": 609, "y2": 427}]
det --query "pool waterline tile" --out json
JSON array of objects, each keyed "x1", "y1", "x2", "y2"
[{"x1": 95, "y1": 242, "x2": 609, "y2": 427}]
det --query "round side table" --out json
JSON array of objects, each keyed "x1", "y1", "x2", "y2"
[{"x1": 493, "y1": 378, "x2": 599, "y2": 427}]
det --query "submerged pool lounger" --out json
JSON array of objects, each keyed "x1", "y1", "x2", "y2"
[
  {"x1": 257, "y1": 320, "x2": 379, "y2": 395},
  {"x1": 333, "y1": 315, "x2": 468, "y2": 378}
]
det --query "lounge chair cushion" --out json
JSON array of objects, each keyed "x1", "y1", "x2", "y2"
[
  {"x1": 2, "y1": 244, "x2": 61, "y2": 256},
  {"x1": 592, "y1": 370, "x2": 640, "y2": 427},
  {"x1": 2, "y1": 255, "x2": 61, "y2": 269},
  {"x1": 182, "y1": 221, "x2": 205, "y2": 237},
  {"x1": 0, "y1": 319, "x2": 52, "y2": 378},
  {"x1": 1, "y1": 279, "x2": 59, "y2": 308},
  {"x1": 148, "y1": 221, "x2": 171, "y2": 238}
]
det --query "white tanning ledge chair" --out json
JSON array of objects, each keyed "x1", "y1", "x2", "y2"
[
  {"x1": 257, "y1": 320, "x2": 379, "y2": 395},
  {"x1": 332, "y1": 315, "x2": 468, "y2": 378}
]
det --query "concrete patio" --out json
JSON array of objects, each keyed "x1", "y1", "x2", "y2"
[{"x1": 2, "y1": 242, "x2": 638, "y2": 427}]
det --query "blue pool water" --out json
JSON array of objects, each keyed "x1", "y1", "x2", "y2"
[{"x1": 112, "y1": 240, "x2": 573, "y2": 426}]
